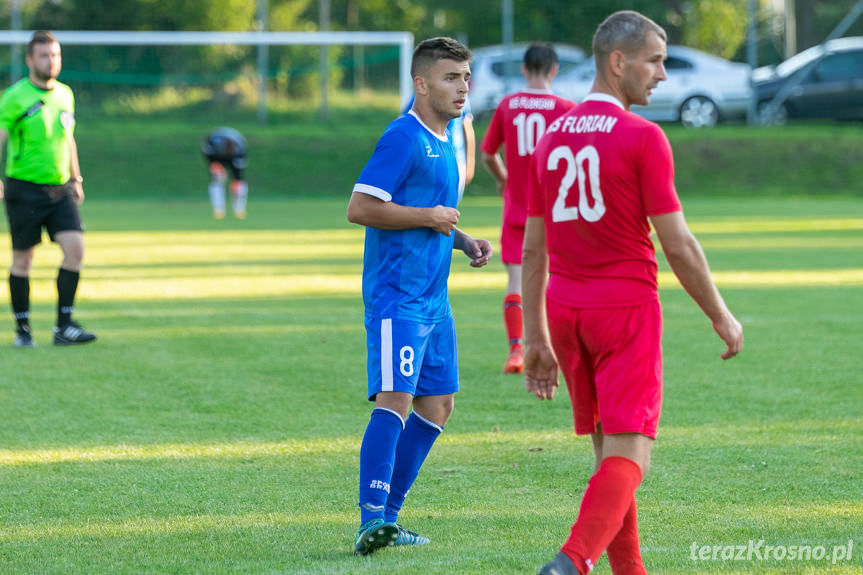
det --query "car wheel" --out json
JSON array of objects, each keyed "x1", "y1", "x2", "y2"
[
  {"x1": 757, "y1": 100, "x2": 788, "y2": 126},
  {"x1": 679, "y1": 96, "x2": 719, "y2": 128}
]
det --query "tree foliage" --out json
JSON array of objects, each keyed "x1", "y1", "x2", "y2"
[
  {"x1": 6, "y1": 0, "x2": 861, "y2": 114},
  {"x1": 681, "y1": 0, "x2": 748, "y2": 60},
  {"x1": 10, "y1": 0, "x2": 863, "y2": 60}
]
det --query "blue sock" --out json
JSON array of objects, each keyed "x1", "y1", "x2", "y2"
[
  {"x1": 384, "y1": 411, "x2": 443, "y2": 523},
  {"x1": 358, "y1": 407, "x2": 405, "y2": 524}
]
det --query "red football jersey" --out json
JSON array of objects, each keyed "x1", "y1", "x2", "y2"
[
  {"x1": 527, "y1": 94, "x2": 682, "y2": 308},
  {"x1": 481, "y1": 90, "x2": 575, "y2": 227}
]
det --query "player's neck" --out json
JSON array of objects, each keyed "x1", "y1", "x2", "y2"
[
  {"x1": 590, "y1": 78, "x2": 630, "y2": 110},
  {"x1": 29, "y1": 75, "x2": 55, "y2": 91},
  {"x1": 411, "y1": 102, "x2": 449, "y2": 137},
  {"x1": 525, "y1": 76, "x2": 552, "y2": 91}
]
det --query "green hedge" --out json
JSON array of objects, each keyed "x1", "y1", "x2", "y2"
[
  {"x1": 664, "y1": 124, "x2": 863, "y2": 196},
  {"x1": 74, "y1": 116, "x2": 863, "y2": 200}
]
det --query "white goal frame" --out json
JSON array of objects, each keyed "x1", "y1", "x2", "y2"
[{"x1": 0, "y1": 30, "x2": 415, "y2": 120}]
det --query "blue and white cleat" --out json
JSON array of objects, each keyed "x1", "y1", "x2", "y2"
[
  {"x1": 354, "y1": 518, "x2": 398, "y2": 556},
  {"x1": 392, "y1": 523, "x2": 430, "y2": 547}
]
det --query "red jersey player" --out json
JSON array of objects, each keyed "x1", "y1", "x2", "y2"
[
  {"x1": 481, "y1": 42, "x2": 575, "y2": 375},
  {"x1": 523, "y1": 12, "x2": 743, "y2": 575}
]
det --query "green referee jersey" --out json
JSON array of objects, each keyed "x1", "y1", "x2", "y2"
[{"x1": 0, "y1": 78, "x2": 75, "y2": 185}]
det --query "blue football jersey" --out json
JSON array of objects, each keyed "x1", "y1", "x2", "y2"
[
  {"x1": 402, "y1": 95, "x2": 472, "y2": 200},
  {"x1": 353, "y1": 111, "x2": 460, "y2": 322}
]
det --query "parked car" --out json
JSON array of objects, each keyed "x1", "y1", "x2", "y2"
[
  {"x1": 754, "y1": 37, "x2": 863, "y2": 124},
  {"x1": 468, "y1": 43, "x2": 586, "y2": 117},
  {"x1": 554, "y1": 45, "x2": 752, "y2": 128}
]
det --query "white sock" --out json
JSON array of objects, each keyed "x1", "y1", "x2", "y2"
[{"x1": 231, "y1": 180, "x2": 248, "y2": 216}]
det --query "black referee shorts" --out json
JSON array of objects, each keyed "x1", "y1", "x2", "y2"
[{"x1": 3, "y1": 177, "x2": 83, "y2": 250}]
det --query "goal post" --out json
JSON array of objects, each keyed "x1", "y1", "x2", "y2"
[{"x1": 0, "y1": 30, "x2": 415, "y2": 121}]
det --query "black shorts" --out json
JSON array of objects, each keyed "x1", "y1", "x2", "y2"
[
  {"x1": 205, "y1": 153, "x2": 247, "y2": 181},
  {"x1": 3, "y1": 178, "x2": 83, "y2": 250}
]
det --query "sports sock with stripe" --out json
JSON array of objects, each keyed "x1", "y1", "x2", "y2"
[
  {"x1": 9, "y1": 274, "x2": 30, "y2": 329},
  {"x1": 503, "y1": 293, "x2": 523, "y2": 347},
  {"x1": 384, "y1": 411, "x2": 443, "y2": 523},
  {"x1": 358, "y1": 407, "x2": 404, "y2": 524},
  {"x1": 56, "y1": 268, "x2": 80, "y2": 327}
]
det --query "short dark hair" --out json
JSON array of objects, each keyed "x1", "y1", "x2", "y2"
[
  {"x1": 593, "y1": 11, "x2": 666, "y2": 68},
  {"x1": 523, "y1": 42, "x2": 558, "y2": 76},
  {"x1": 411, "y1": 37, "x2": 472, "y2": 78},
  {"x1": 28, "y1": 30, "x2": 59, "y2": 56}
]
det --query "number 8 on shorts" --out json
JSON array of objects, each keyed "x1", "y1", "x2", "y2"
[{"x1": 363, "y1": 315, "x2": 460, "y2": 400}]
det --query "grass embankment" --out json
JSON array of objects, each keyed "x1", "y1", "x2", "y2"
[{"x1": 74, "y1": 113, "x2": 863, "y2": 201}]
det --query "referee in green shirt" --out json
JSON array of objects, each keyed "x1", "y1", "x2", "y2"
[{"x1": 0, "y1": 31, "x2": 96, "y2": 347}]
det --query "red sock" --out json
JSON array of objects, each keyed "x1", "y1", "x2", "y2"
[
  {"x1": 560, "y1": 456, "x2": 642, "y2": 574},
  {"x1": 503, "y1": 293, "x2": 522, "y2": 347},
  {"x1": 606, "y1": 497, "x2": 646, "y2": 575}
]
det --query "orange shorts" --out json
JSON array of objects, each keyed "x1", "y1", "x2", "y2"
[
  {"x1": 547, "y1": 297, "x2": 663, "y2": 438},
  {"x1": 500, "y1": 221, "x2": 525, "y2": 265}
]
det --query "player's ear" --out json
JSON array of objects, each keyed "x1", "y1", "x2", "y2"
[
  {"x1": 609, "y1": 50, "x2": 627, "y2": 78},
  {"x1": 414, "y1": 75, "x2": 428, "y2": 96}
]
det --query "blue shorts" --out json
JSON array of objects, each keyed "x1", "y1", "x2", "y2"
[{"x1": 364, "y1": 315, "x2": 459, "y2": 400}]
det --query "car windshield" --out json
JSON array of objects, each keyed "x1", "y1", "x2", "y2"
[{"x1": 775, "y1": 45, "x2": 824, "y2": 77}]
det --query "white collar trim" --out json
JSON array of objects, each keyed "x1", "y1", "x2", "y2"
[
  {"x1": 582, "y1": 93, "x2": 625, "y2": 110},
  {"x1": 408, "y1": 109, "x2": 449, "y2": 141}
]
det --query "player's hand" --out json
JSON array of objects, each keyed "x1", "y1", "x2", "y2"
[
  {"x1": 428, "y1": 205, "x2": 460, "y2": 236},
  {"x1": 0, "y1": 179, "x2": 4, "y2": 200},
  {"x1": 713, "y1": 311, "x2": 743, "y2": 360},
  {"x1": 462, "y1": 237, "x2": 492, "y2": 268},
  {"x1": 496, "y1": 180, "x2": 506, "y2": 197},
  {"x1": 72, "y1": 181, "x2": 84, "y2": 205},
  {"x1": 524, "y1": 343, "x2": 559, "y2": 400}
]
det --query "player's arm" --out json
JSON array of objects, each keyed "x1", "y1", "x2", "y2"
[
  {"x1": 68, "y1": 133, "x2": 84, "y2": 204},
  {"x1": 463, "y1": 116, "x2": 476, "y2": 186},
  {"x1": 481, "y1": 151, "x2": 507, "y2": 196},
  {"x1": 521, "y1": 216, "x2": 559, "y2": 399},
  {"x1": 453, "y1": 228, "x2": 492, "y2": 268},
  {"x1": 0, "y1": 128, "x2": 7, "y2": 200},
  {"x1": 347, "y1": 191, "x2": 459, "y2": 236},
  {"x1": 650, "y1": 211, "x2": 743, "y2": 359}
]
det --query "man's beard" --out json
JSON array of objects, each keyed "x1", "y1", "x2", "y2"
[{"x1": 33, "y1": 67, "x2": 58, "y2": 83}]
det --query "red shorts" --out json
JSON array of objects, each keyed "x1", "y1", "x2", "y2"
[
  {"x1": 500, "y1": 221, "x2": 525, "y2": 265},
  {"x1": 547, "y1": 297, "x2": 663, "y2": 438}
]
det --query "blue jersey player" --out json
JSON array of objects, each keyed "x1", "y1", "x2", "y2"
[{"x1": 347, "y1": 37, "x2": 492, "y2": 556}]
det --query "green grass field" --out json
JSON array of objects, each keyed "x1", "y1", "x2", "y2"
[{"x1": 0, "y1": 192, "x2": 860, "y2": 574}]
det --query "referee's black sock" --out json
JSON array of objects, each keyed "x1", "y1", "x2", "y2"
[
  {"x1": 56, "y1": 268, "x2": 80, "y2": 327},
  {"x1": 9, "y1": 273, "x2": 31, "y2": 330}
]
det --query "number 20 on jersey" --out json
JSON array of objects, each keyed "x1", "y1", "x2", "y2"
[{"x1": 548, "y1": 145, "x2": 606, "y2": 223}]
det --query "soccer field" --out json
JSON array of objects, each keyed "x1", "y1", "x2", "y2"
[{"x1": 0, "y1": 195, "x2": 861, "y2": 574}]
